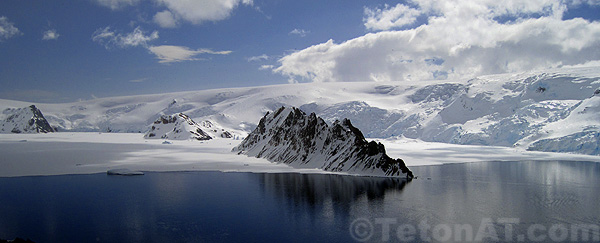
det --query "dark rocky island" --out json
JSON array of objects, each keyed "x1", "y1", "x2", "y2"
[{"x1": 233, "y1": 106, "x2": 413, "y2": 178}]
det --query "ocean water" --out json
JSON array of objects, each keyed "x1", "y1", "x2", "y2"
[{"x1": 0, "y1": 160, "x2": 599, "y2": 242}]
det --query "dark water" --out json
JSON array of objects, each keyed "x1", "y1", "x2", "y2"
[{"x1": 0, "y1": 161, "x2": 599, "y2": 242}]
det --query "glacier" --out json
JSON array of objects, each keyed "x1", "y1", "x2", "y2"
[{"x1": 0, "y1": 66, "x2": 599, "y2": 155}]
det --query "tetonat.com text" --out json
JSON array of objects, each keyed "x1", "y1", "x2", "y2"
[{"x1": 349, "y1": 217, "x2": 600, "y2": 242}]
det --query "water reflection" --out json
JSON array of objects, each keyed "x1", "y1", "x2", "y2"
[
  {"x1": 258, "y1": 173, "x2": 409, "y2": 204},
  {"x1": 1, "y1": 161, "x2": 600, "y2": 243},
  {"x1": 255, "y1": 173, "x2": 410, "y2": 240}
]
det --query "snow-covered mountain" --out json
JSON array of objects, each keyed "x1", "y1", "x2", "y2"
[
  {"x1": 197, "y1": 120, "x2": 235, "y2": 139},
  {"x1": 144, "y1": 113, "x2": 211, "y2": 140},
  {"x1": 233, "y1": 107, "x2": 413, "y2": 177},
  {"x1": 0, "y1": 66, "x2": 598, "y2": 155},
  {"x1": 0, "y1": 105, "x2": 54, "y2": 133}
]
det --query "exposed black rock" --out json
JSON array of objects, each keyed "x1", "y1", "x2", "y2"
[{"x1": 233, "y1": 106, "x2": 413, "y2": 178}]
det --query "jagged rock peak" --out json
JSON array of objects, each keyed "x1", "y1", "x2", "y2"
[
  {"x1": 1, "y1": 105, "x2": 55, "y2": 134},
  {"x1": 233, "y1": 106, "x2": 413, "y2": 178},
  {"x1": 144, "y1": 113, "x2": 212, "y2": 141}
]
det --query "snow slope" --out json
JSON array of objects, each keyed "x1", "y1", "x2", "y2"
[
  {"x1": 0, "y1": 66, "x2": 599, "y2": 154},
  {"x1": 0, "y1": 133, "x2": 326, "y2": 177}
]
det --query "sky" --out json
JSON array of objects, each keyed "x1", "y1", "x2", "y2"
[{"x1": 0, "y1": 0, "x2": 599, "y2": 103}]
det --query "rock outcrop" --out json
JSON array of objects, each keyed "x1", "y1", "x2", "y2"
[
  {"x1": 233, "y1": 107, "x2": 413, "y2": 177},
  {"x1": 198, "y1": 120, "x2": 234, "y2": 138},
  {"x1": 0, "y1": 105, "x2": 55, "y2": 133},
  {"x1": 144, "y1": 113, "x2": 211, "y2": 140}
]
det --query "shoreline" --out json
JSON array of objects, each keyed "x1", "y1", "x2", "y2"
[{"x1": 1, "y1": 132, "x2": 599, "y2": 178}]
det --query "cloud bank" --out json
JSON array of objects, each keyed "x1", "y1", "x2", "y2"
[{"x1": 275, "y1": 0, "x2": 600, "y2": 83}]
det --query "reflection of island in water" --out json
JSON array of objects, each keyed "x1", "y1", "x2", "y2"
[{"x1": 257, "y1": 173, "x2": 409, "y2": 206}]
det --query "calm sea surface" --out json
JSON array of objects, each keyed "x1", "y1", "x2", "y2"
[{"x1": 0, "y1": 161, "x2": 599, "y2": 242}]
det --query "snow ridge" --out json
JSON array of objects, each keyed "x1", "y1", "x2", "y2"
[
  {"x1": 1, "y1": 66, "x2": 599, "y2": 155},
  {"x1": 144, "y1": 113, "x2": 211, "y2": 140},
  {"x1": 233, "y1": 107, "x2": 413, "y2": 177},
  {"x1": 0, "y1": 105, "x2": 54, "y2": 134}
]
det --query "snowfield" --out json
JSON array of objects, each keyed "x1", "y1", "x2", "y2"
[
  {"x1": 1, "y1": 132, "x2": 599, "y2": 177},
  {"x1": 2, "y1": 66, "x2": 599, "y2": 155},
  {"x1": 0, "y1": 133, "x2": 324, "y2": 177},
  {"x1": 1, "y1": 66, "x2": 600, "y2": 177}
]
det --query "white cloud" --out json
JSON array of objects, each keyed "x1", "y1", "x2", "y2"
[
  {"x1": 154, "y1": 0, "x2": 253, "y2": 26},
  {"x1": 259, "y1": 64, "x2": 274, "y2": 70},
  {"x1": 247, "y1": 54, "x2": 269, "y2": 62},
  {"x1": 92, "y1": 0, "x2": 253, "y2": 28},
  {"x1": 92, "y1": 26, "x2": 159, "y2": 49},
  {"x1": 129, "y1": 77, "x2": 148, "y2": 83},
  {"x1": 0, "y1": 16, "x2": 22, "y2": 41},
  {"x1": 363, "y1": 4, "x2": 422, "y2": 31},
  {"x1": 94, "y1": 0, "x2": 140, "y2": 10},
  {"x1": 91, "y1": 26, "x2": 229, "y2": 64},
  {"x1": 153, "y1": 10, "x2": 178, "y2": 28},
  {"x1": 92, "y1": 27, "x2": 115, "y2": 40},
  {"x1": 119, "y1": 27, "x2": 159, "y2": 47},
  {"x1": 275, "y1": 0, "x2": 600, "y2": 83},
  {"x1": 148, "y1": 45, "x2": 232, "y2": 63},
  {"x1": 42, "y1": 29, "x2": 60, "y2": 40},
  {"x1": 289, "y1": 28, "x2": 309, "y2": 37}
]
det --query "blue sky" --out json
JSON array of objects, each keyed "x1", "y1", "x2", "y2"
[{"x1": 1, "y1": 0, "x2": 599, "y2": 103}]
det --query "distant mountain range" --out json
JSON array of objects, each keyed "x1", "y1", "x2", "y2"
[{"x1": 1, "y1": 66, "x2": 599, "y2": 155}]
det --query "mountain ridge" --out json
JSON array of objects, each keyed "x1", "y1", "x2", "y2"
[
  {"x1": 233, "y1": 107, "x2": 413, "y2": 177},
  {"x1": 1, "y1": 105, "x2": 55, "y2": 134},
  {"x1": 0, "y1": 66, "x2": 599, "y2": 155},
  {"x1": 144, "y1": 113, "x2": 212, "y2": 141}
]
